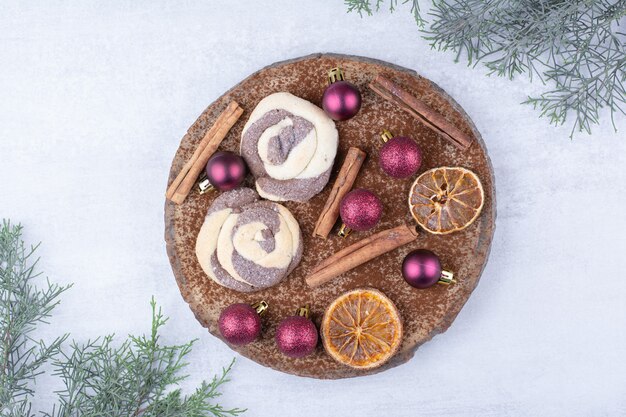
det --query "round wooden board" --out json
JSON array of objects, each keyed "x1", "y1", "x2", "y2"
[{"x1": 165, "y1": 53, "x2": 496, "y2": 379}]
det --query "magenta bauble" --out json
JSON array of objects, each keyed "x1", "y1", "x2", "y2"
[
  {"x1": 275, "y1": 311, "x2": 318, "y2": 358},
  {"x1": 218, "y1": 303, "x2": 262, "y2": 345},
  {"x1": 205, "y1": 151, "x2": 246, "y2": 191},
  {"x1": 339, "y1": 189, "x2": 383, "y2": 231},
  {"x1": 402, "y1": 250, "x2": 442, "y2": 289},
  {"x1": 379, "y1": 136, "x2": 422, "y2": 178},
  {"x1": 322, "y1": 81, "x2": 362, "y2": 121}
]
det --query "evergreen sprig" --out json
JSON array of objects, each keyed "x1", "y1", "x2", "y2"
[
  {"x1": 346, "y1": 0, "x2": 424, "y2": 26},
  {"x1": 0, "y1": 220, "x2": 71, "y2": 417},
  {"x1": 345, "y1": 0, "x2": 626, "y2": 137},
  {"x1": 0, "y1": 221, "x2": 244, "y2": 417}
]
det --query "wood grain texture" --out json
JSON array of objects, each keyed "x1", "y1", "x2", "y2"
[{"x1": 164, "y1": 53, "x2": 496, "y2": 379}]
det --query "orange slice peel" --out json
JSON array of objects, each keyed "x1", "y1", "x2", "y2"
[
  {"x1": 408, "y1": 166, "x2": 484, "y2": 235},
  {"x1": 321, "y1": 288, "x2": 402, "y2": 369}
]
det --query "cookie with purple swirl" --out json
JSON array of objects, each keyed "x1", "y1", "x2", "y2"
[
  {"x1": 195, "y1": 188, "x2": 303, "y2": 293},
  {"x1": 241, "y1": 92, "x2": 338, "y2": 202}
]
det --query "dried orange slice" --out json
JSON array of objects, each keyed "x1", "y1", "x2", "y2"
[
  {"x1": 408, "y1": 167, "x2": 484, "y2": 235},
  {"x1": 321, "y1": 288, "x2": 402, "y2": 369}
]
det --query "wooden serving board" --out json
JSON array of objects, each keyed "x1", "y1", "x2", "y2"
[{"x1": 164, "y1": 53, "x2": 496, "y2": 379}]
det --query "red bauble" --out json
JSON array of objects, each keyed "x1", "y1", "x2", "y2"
[
  {"x1": 205, "y1": 151, "x2": 246, "y2": 191},
  {"x1": 218, "y1": 302, "x2": 267, "y2": 346},
  {"x1": 379, "y1": 136, "x2": 422, "y2": 179},
  {"x1": 275, "y1": 306, "x2": 318, "y2": 358},
  {"x1": 321, "y1": 68, "x2": 361, "y2": 121},
  {"x1": 339, "y1": 189, "x2": 383, "y2": 232}
]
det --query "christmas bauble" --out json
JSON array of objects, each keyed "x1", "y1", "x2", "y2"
[
  {"x1": 218, "y1": 301, "x2": 267, "y2": 345},
  {"x1": 379, "y1": 131, "x2": 422, "y2": 179},
  {"x1": 402, "y1": 250, "x2": 455, "y2": 289},
  {"x1": 275, "y1": 306, "x2": 318, "y2": 358},
  {"x1": 205, "y1": 151, "x2": 246, "y2": 191},
  {"x1": 339, "y1": 189, "x2": 383, "y2": 235},
  {"x1": 321, "y1": 67, "x2": 361, "y2": 121}
]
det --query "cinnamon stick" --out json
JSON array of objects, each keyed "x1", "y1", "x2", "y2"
[
  {"x1": 369, "y1": 75, "x2": 472, "y2": 150},
  {"x1": 166, "y1": 101, "x2": 244, "y2": 204},
  {"x1": 306, "y1": 223, "x2": 418, "y2": 288},
  {"x1": 313, "y1": 147, "x2": 367, "y2": 238}
]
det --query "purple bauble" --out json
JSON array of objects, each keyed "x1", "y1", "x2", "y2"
[
  {"x1": 379, "y1": 136, "x2": 422, "y2": 179},
  {"x1": 218, "y1": 303, "x2": 261, "y2": 346},
  {"x1": 322, "y1": 81, "x2": 362, "y2": 121},
  {"x1": 275, "y1": 316, "x2": 318, "y2": 358},
  {"x1": 340, "y1": 188, "x2": 383, "y2": 231},
  {"x1": 205, "y1": 151, "x2": 246, "y2": 191},
  {"x1": 402, "y1": 249, "x2": 442, "y2": 289}
]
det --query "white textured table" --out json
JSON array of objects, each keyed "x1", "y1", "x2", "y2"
[{"x1": 2, "y1": 1, "x2": 625, "y2": 415}]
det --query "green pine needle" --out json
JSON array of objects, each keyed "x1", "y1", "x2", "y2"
[
  {"x1": 1, "y1": 220, "x2": 71, "y2": 417},
  {"x1": 0, "y1": 221, "x2": 244, "y2": 417},
  {"x1": 346, "y1": 0, "x2": 626, "y2": 137},
  {"x1": 345, "y1": 0, "x2": 425, "y2": 26}
]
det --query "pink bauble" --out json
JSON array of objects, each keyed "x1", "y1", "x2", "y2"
[
  {"x1": 275, "y1": 316, "x2": 318, "y2": 358},
  {"x1": 379, "y1": 136, "x2": 422, "y2": 178},
  {"x1": 322, "y1": 81, "x2": 362, "y2": 121},
  {"x1": 218, "y1": 303, "x2": 261, "y2": 346},
  {"x1": 205, "y1": 151, "x2": 246, "y2": 191},
  {"x1": 402, "y1": 249, "x2": 442, "y2": 289},
  {"x1": 339, "y1": 189, "x2": 383, "y2": 231}
]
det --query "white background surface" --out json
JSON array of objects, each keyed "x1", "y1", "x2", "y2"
[{"x1": 2, "y1": 1, "x2": 626, "y2": 416}]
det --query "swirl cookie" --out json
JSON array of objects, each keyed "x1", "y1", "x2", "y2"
[
  {"x1": 195, "y1": 188, "x2": 303, "y2": 293},
  {"x1": 241, "y1": 92, "x2": 339, "y2": 202}
]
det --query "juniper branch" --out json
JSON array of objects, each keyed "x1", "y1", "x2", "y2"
[
  {"x1": 346, "y1": 0, "x2": 626, "y2": 137},
  {"x1": 0, "y1": 221, "x2": 244, "y2": 416},
  {"x1": 0, "y1": 220, "x2": 71, "y2": 417}
]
